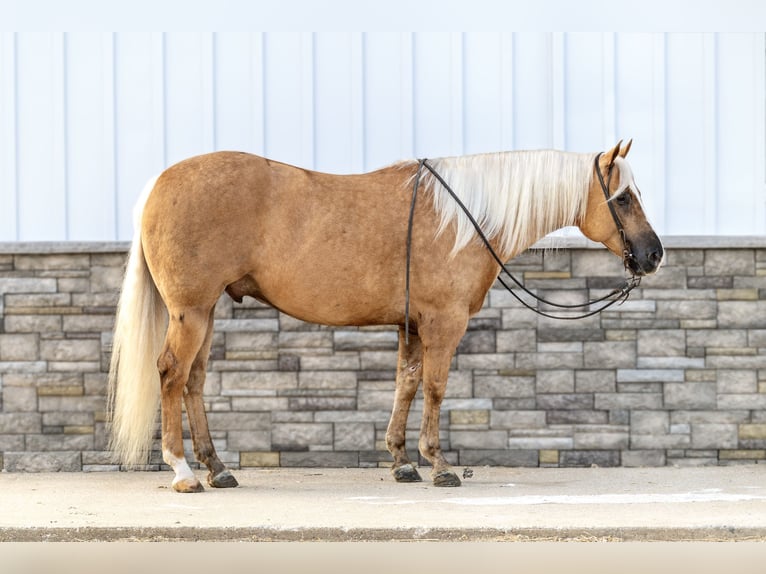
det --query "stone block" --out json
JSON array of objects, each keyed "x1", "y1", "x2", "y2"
[
  {"x1": 459, "y1": 449, "x2": 538, "y2": 467},
  {"x1": 221, "y1": 371, "x2": 298, "y2": 394},
  {"x1": 214, "y1": 318, "x2": 279, "y2": 332},
  {"x1": 594, "y1": 393, "x2": 662, "y2": 410},
  {"x1": 0, "y1": 334, "x2": 38, "y2": 361},
  {"x1": 719, "y1": 450, "x2": 766, "y2": 460},
  {"x1": 14, "y1": 254, "x2": 89, "y2": 270},
  {"x1": 739, "y1": 424, "x2": 766, "y2": 440},
  {"x1": 631, "y1": 411, "x2": 669, "y2": 434},
  {"x1": 630, "y1": 434, "x2": 690, "y2": 449},
  {"x1": 0, "y1": 278, "x2": 57, "y2": 294},
  {"x1": 26, "y1": 433, "x2": 94, "y2": 451},
  {"x1": 718, "y1": 301, "x2": 766, "y2": 328},
  {"x1": 560, "y1": 450, "x2": 620, "y2": 467},
  {"x1": 443, "y1": 370, "x2": 473, "y2": 398},
  {"x1": 536, "y1": 370, "x2": 574, "y2": 393},
  {"x1": 717, "y1": 370, "x2": 757, "y2": 394},
  {"x1": 617, "y1": 369, "x2": 684, "y2": 383},
  {"x1": 280, "y1": 451, "x2": 359, "y2": 467},
  {"x1": 206, "y1": 412, "x2": 270, "y2": 431},
  {"x1": 500, "y1": 307, "x2": 538, "y2": 329},
  {"x1": 4, "y1": 315, "x2": 62, "y2": 333},
  {"x1": 3, "y1": 451, "x2": 81, "y2": 472},
  {"x1": 539, "y1": 449, "x2": 559, "y2": 464},
  {"x1": 457, "y1": 330, "x2": 496, "y2": 354},
  {"x1": 227, "y1": 431, "x2": 272, "y2": 451},
  {"x1": 717, "y1": 394, "x2": 766, "y2": 409},
  {"x1": 507, "y1": 437, "x2": 573, "y2": 450},
  {"x1": 672, "y1": 410, "x2": 750, "y2": 424},
  {"x1": 686, "y1": 329, "x2": 747, "y2": 348},
  {"x1": 575, "y1": 370, "x2": 615, "y2": 393},
  {"x1": 334, "y1": 422, "x2": 375, "y2": 451},
  {"x1": 298, "y1": 371, "x2": 357, "y2": 390},
  {"x1": 583, "y1": 341, "x2": 636, "y2": 369},
  {"x1": 516, "y1": 352, "x2": 583, "y2": 370},
  {"x1": 536, "y1": 393, "x2": 593, "y2": 410},
  {"x1": 231, "y1": 397, "x2": 290, "y2": 413},
  {"x1": 574, "y1": 432, "x2": 629, "y2": 450},
  {"x1": 449, "y1": 409, "x2": 489, "y2": 426},
  {"x1": 2, "y1": 386, "x2": 37, "y2": 412},
  {"x1": 240, "y1": 451, "x2": 280, "y2": 467},
  {"x1": 357, "y1": 390, "x2": 394, "y2": 410},
  {"x1": 457, "y1": 353, "x2": 514, "y2": 370},
  {"x1": 225, "y1": 332, "x2": 278, "y2": 351},
  {"x1": 717, "y1": 288, "x2": 759, "y2": 301},
  {"x1": 572, "y1": 250, "x2": 621, "y2": 277},
  {"x1": 664, "y1": 382, "x2": 717, "y2": 409},
  {"x1": 636, "y1": 329, "x2": 685, "y2": 357},
  {"x1": 278, "y1": 331, "x2": 333, "y2": 349},
  {"x1": 287, "y1": 397, "x2": 356, "y2": 411},
  {"x1": 61, "y1": 315, "x2": 114, "y2": 333},
  {"x1": 359, "y1": 351, "x2": 398, "y2": 371},
  {"x1": 622, "y1": 450, "x2": 666, "y2": 467},
  {"x1": 637, "y1": 357, "x2": 705, "y2": 369},
  {"x1": 0, "y1": 412, "x2": 42, "y2": 433},
  {"x1": 490, "y1": 410, "x2": 547, "y2": 429},
  {"x1": 704, "y1": 249, "x2": 754, "y2": 276},
  {"x1": 40, "y1": 339, "x2": 100, "y2": 362},
  {"x1": 90, "y1": 265, "x2": 125, "y2": 293},
  {"x1": 333, "y1": 331, "x2": 398, "y2": 351},
  {"x1": 662, "y1": 301, "x2": 719, "y2": 323},
  {"x1": 691, "y1": 423, "x2": 738, "y2": 449},
  {"x1": 272, "y1": 423, "x2": 333, "y2": 449},
  {"x1": 537, "y1": 342, "x2": 583, "y2": 353},
  {"x1": 547, "y1": 410, "x2": 608, "y2": 424},
  {"x1": 474, "y1": 375, "x2": 535, "y2": 399},
  {"x1": 300, "y1": 353, "x2": 360, "y2": 371}
]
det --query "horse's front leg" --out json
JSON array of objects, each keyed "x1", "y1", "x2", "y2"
[
  {"x1": 417, "y1": 315, "x2": 467, "y2": 487},
  {"x1": 386, "y1": 327, "x2": 423, "y2": 483}
]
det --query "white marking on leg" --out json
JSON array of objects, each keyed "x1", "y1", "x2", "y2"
[{"x1": 164, "y1": 450, "x2": 195, "y2": 486}]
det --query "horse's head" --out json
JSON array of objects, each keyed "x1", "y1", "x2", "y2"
[{"x1": 579, "y1": 141, "x2": 664, "y2": 276}]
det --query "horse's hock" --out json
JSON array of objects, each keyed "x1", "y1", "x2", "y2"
[{"x1": 0, "y1": 237, "x2": 764, "y2": 472}]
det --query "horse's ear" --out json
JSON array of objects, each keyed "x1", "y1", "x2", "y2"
[
  {"x1": 603, "y1": 140, "x2": 622, "y2": 169},
  {"x1": 620, "y1": 139, "x2": 633, "y2": 158}
]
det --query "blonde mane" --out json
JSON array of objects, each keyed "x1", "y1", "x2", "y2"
[{"x1": 413, "y1": 150, "x2": 596, "y2": 258}]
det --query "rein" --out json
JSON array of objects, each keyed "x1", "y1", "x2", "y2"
[{"x1": 404, "y1": 156, "x2": 641, "y2": 342}]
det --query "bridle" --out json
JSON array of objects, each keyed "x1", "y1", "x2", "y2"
[
  {"x1": 403, "y1": 154, "x2": 641, "y2": 343},
  {"x1": 593, "y1": 152, "x2": 637, "y2": 274}
]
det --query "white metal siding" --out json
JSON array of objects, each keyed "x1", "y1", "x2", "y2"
[{"x1": 1, "y1": 32, "x2": 764, "y2": 241}]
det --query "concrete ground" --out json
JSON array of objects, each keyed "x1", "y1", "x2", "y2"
[{"x1": 2, "y1": 465, "x2": 766, "y2": 542}]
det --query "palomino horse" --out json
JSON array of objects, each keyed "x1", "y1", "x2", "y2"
[{"x1": 108, "y1": 141, "x2": 663, "y2": 493}]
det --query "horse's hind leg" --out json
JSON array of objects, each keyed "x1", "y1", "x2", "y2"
[
  {"x1": 386, "y1": 327, "x2": 423, "y2": 483},
  {"x1": 184, "y1": 307, "x2": 238, "y2": 489},
  {"x1": 158, "y1": 307, "x2": 211, "y2": 493}
]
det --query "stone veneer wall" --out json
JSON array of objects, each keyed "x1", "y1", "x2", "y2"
[{"x1": 0, "y1": 238, "x2": 764, "y2": 472}]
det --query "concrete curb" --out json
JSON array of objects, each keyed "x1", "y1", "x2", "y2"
[{"x1": 3, "y1": 466, "x2": 766, "y2": 542}]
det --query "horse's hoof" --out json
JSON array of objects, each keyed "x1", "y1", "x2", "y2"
[
  {"x1": 172, "y1": 477, "x2": 205, "y2": 493},
  {"x1": 208, "y1": 469, "x2": 239, "y2": 488},
  {"x1": 433, "y1": 470, "x2": 462, "y2": 487},
  {"x1": 392, "y1": 463, "x2": 423, "y2": 483}
]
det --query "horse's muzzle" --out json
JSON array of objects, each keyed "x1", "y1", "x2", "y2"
[{"x1": 626, "y1": 239, "x2": 664, "y2": 276}]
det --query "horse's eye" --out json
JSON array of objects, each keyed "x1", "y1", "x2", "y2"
[{"x1": 615, "y1": 192, "x2": 631, "y2": 207}]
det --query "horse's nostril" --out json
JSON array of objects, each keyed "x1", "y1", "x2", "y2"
[{"x1": 648, "y1": 249, "x2": 663, "y2": 266}]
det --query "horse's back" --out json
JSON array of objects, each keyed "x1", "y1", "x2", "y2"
[{"x1": 140, "y1": 151, "x2": 419, "y2": 324}]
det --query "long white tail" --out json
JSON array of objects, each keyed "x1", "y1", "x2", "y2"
[{"x1": 107, "y1": 176, "x2": 167, "y2": 466}]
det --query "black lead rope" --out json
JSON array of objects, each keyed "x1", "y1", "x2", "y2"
[{"x1": 404, "y1": 156, "x2": 641, "y2": 341}]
